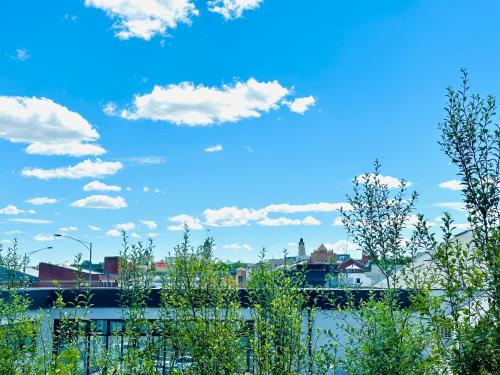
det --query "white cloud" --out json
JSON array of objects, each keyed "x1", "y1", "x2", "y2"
[
  {"x1": 103, "y1": 102, "x2": 117, "y2": 116},
  {"x1": 22, "y1": 159, "x2": 123, "y2": 180},
  {"x1": 332, "y1": 217, "x2": 343, "y2": 227},
  {"x1": 204, "y1": 206, "x2": 267, "y2": 227},
  {"x1": 4, "y1": 230, "x2": 21, "y2": 235},
  {"x1": 322, "y1": 240, "x2": 360, "y2": 257},
  {"x1": 203, "y1": 202, "x2": 348, "y2": 227},
  {"x1": 70, "y1": 195, "x2": 127, "y2": 209},
  {"x1": 7, "y1": 218, "x2": 52, "y2": 224},
  {"x1": 64, "y1": 14, "x2": 78, "y2": 22},
  {"x1": 83, "y1": 180, "x2": 122, "y2": 192},
  {"x1": 0, "y1": 205, "x2": 35, "y2": 215},
  {"x1": 26, "y1": 142, "x2": 106, "y2": 157},
  {"x1": 33, "y1": 233, "x2": 53, "y2": 241},
  {"x1": 142, "y1": 186, "x2": 162, "y2": 193},
  {"x1": 438, "y1": 179, "x2": 463, "y2": 191},
  {"x1": 264, "y1": 202, "x2": 351, "y2": 214},
  {"x1": 124, "y1": 156, "x2": 166, "y2": 165},
  {"x1": 167, "y1": 214, "x2": 203, "y2": 231},
  {"x1": 0, "y1": 96, "x2": 105, "y2": 156},
  {"x1": 1, "y1": 239, "x2": 12, "y2": 245},
  {"x1": 284, "y1": 96, "x2": 316, "y2": 114},
  {"x1": 302, "y1": 216, "x2": 321, "y2": 225},
  {"x1": 119, "y1": 78, "x2": 311, "y2": 126},
  {"x1": 25, "y1": 197, "x2": 59, "y2": 205},
  {"x1": 257, "y1": 215, "x2": 321, "y2": 226},
  {"x1": 84, "y1": 0, "x2": 198, "y2": 40},
  {"x1": 140, "y1": 220, "x2": 157, "y2": 229},
  {"x1": 60, "y1": 226, "x2": 78, "y2": 232},
  {"x1": 208, "y1": 0, "x2": 262, "y2": 20},
  {"x1": 257, "y1": 217, "x2": 301, "y2": 226},
  {"x1": 89, "y1": 225, "x2": 101, "y2": 231},
  {"x1": 405, "y1": 214, "x2": 421, "y2": 226},
  {"x1": 356, "y1": 173, "x2": 410, "y2": 189},
  {"x1": 223, "y1": 243, "x2": 253, "y2": 251},
  {"x1": 433, "y1": 202, "x2": 466, "y2": 212},
  {"x1": 11, "y1": 48, "x2": 29, "y2": 62},
  {"x1": 115, "y1": 222, "x2": 135, "y2": 231},
  {"x1": 205, "y1": 144, "x2": 223, "y2": 152},
  {"x1": 105, "y1": 229, "x2": 121, "y2": 237}
]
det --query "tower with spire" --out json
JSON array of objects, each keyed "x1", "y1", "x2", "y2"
[{"x1": 298, "y1": 238, "x2": 306, "y2": 258}]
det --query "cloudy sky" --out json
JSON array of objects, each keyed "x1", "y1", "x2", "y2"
[{"x1": 1, "y1": 0, "x2": 497, "y2": 264}]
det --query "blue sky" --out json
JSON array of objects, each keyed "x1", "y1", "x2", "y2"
[{"x1": 0, "y1": 0, "x2": 498, "y2": 264}]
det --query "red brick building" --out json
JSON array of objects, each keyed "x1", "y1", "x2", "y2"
[{"x1": 36, "y1": 263, "x2": 101, "y2": 287}]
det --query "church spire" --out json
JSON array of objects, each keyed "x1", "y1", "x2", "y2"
[{"x1": 298, "y1": 238, "x2": 306, "y2": 257}]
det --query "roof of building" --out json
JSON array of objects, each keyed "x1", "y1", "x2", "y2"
[
  {"x1": 0, "y1": 287, "x2": 415, "y2": 310},
  {"x1": 39, "y1": 262, "x2": 102, "y2": 275},
  {"x1": 316, "y1": 244, "x2": 328, "y2": 252},
  {"x1": 339, "y1": 259, "x2": 365, "y2": 270}
]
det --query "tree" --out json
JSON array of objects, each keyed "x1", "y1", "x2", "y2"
[
  {"x1": 428, "y1": 69, "x2": 500, "y2": 374},
  {"x1": 159, "y1": 227, "x2": 246, "y2": 374},
  {"x1": 248, "y1": 249, "x2": 310, "y2": 374},
  {"x1": 338, "y1": 161, "x2": 437, "y2": 375}
]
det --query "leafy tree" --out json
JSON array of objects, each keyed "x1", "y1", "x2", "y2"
[
  {"x1": 428, "y1": 69, "x2": 500, "y2": 374},
  {"x1": 111, "y1": 232, "x2": 157, "y2": 374},
  {"x1": 338, "y1": 161, "x2": 437, "y2": 374},
  {"x1": 159, "y1": 227, "x2": 246, "y2": 374},
  {"x1": 248, "y1": 249, "x2": 310, "y2": 374}
]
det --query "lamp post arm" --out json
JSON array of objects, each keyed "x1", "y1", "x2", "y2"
[
  {"x1": 59, "y1": 235, "x2": 91, "y2": 251},
  {"x1": 55, "y1": 234, "x2": 93, "y2": 287}
]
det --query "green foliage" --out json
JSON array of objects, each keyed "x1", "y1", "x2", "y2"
[
  {"x1": 115, "y1": 232, "x2": 157, "y2": 374},
  {"x1": 340, "y1": 160, "x2": 423, "y2": 290},
  {"x1": 428, "y1": 69, "x2": 500, "y2": 374},
  {"x1": 342, "y1": 296, "x2": 435, "y2": 375},
  {"x1": 159, "y1": 227, "x2": 246, "y2": 374},
  {"x1": 248, "y1": 249, "x2": 309, "y2": 374},
  {"x1": 338, "y1": 161, "x2": 437, "y2": 374}
]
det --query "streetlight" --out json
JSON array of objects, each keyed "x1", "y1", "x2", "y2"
[
  {"x1": 23, "y1": 246, "x2": 53, "y2": 274},
  {"x1": 54, "y1": 234, "x2": 93, "y2": 287}
]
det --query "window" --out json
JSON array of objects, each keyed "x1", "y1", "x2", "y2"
[{"x1": 356, "y1": 278, "x2": 360, "y2": 284}]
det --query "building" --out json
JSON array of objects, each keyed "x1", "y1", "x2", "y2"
[
  {"x1": 293, "y1": 262, "x2": 337, "y2": 287},
  {"x1": 339, "y1": 258, "x2": 366, "y2": 272},
  {"x1": 103, "y1": 256, "x2": 119, "y2": 274},
  {"x1": 155, "y1": 261, "x2": 168, "y2": 273},
  {"x1": 310, "y1": 244, "x2": 337, "y2": 264},
  {"x1": 101, "y1": 256, "x2": 120, "y2": 286},
  {"x1": 234, "y1": 268, "x2": 247, "y2": 288},
  {"x1": 336, "y1": 253, "x2": 351, "y2": 263},
  {"x1": 0, "y1": 265, "x2": 39, "y2": 287},
  {"x1": 36, "y1": 262, "x2": 101, "y2": 287},
  {"x1": 1, "y1": 287, "x2": 414, "y2": 374}
]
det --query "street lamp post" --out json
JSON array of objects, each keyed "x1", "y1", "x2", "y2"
[
  {"x1": 23, "y1": 246, "x2": 53, "y2": 274},
  {"x1": 54, "y1": 234, "x2": 93, "y2": 287}
]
